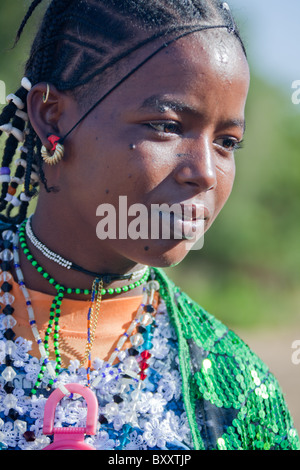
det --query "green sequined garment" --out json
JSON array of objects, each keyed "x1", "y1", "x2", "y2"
[{"x1": 155, "y1": 268, "x2": 300, "y2": 451}]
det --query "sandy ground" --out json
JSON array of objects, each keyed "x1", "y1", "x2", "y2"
[{"x1": 236, "y1": 323, "x2": 300, "y2": 434}]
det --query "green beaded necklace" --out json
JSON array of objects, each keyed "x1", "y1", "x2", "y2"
[
  {"x1": 17, "y1": 220, "x2": 150, "y2": 387},
  {"x1": 18, "y1": 221, "x2": 150, "y2": 297}
]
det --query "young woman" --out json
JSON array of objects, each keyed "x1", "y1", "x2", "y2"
[{"x1": 0, "y1": 0, "x2": 298, "y2": 450}]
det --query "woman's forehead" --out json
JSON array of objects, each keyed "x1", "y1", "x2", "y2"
[
  {"x1": 162, "y1": 31, "x2": 248, "y2": 78},
  {"x1": 110, "y1": 33, "x2": 249, "y2": 106}
]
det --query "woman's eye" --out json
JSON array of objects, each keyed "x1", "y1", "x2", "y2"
[
  {"x1": 146, "y1": 121, "x2": 181, "y2": 135},
  {"x1": 215, "y1": 137, "x2": 244, "y2": 152}
]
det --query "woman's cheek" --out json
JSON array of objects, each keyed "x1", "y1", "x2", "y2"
[{"x1": 215, "y1": 159, "x2": 236, "y2": 210}]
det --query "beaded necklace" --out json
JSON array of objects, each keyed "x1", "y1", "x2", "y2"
[
  {"x1": 25, "y1": 215, "x2": 148, "y2": 283},
  {"x1": 1, "y1": 225, "x2": 299, "y2": 450},
  {"x1": 14, "y1": 225, "x2": 151, "y2": 392},
  {"x1": 0, "y1": 225, "x2": 162, "y2": 448},
  {"x1": 19, "y1": 220, "x2": 150, "y2": 296}
]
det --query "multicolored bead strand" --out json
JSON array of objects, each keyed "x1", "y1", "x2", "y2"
[
  {"x1": 82, "y1": 278, "x2": 104, "y2": 386},
  {"x1": 92, "y1": 279, "x2": 159, "y2": 448}
]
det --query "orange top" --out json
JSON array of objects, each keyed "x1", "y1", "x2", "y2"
[{"x1": 10, "y1": 276, "x2": 145, "y2": 366}]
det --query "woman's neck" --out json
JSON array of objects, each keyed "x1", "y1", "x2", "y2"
[{"x1": 15, "y1": 205, "x2": 147, "y2": 300}]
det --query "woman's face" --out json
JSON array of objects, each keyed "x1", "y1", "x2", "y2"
[{"x1": 41, "y1": 32, "x2": 250, "y2": 269}]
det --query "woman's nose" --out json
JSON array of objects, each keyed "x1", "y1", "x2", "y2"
[{"x1": 173, "y1": 136, "x2": 217, "y2": 192}]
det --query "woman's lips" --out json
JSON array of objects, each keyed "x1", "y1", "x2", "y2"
[
  {"x1": 179, "y1": 203, "x2": 209, "y2": 221},
  {"x1": 153, "y1": 202, "x2": 209, "y2": 240},
  {"x1": 172, "y1": 214, "x2": 205, "y2": 240}
]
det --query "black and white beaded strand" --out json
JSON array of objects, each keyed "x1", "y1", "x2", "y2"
[{"x1": 0, "y1": 227, "x2": 35, "y2": 443}]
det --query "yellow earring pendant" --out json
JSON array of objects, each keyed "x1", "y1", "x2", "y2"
[{"x1": 41, "y1": 135, "x2": 64, "y2": 165}]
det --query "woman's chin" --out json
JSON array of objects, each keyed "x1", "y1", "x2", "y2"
[{"x1": 121, "y1": 237, "x2": 201, "y2": 269}]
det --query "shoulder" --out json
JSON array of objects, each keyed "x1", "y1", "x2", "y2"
[{"x1": 156, "y1": 269, "x2": 276, "y2": 385}]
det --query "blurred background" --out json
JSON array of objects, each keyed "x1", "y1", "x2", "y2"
[{"x1": 0, "y1": 1, "x2": 300, "y2": 433}]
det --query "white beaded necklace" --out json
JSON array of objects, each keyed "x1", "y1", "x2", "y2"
[{"x1": 25, "y1": 214, "x2": 148, "y2": 281}]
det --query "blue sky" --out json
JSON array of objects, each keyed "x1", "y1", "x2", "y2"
[{"x1": 228, "y1": 0, "x2": 300, "y2": 96}]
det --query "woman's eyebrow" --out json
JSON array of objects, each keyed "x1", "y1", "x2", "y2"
[
  {"x1": 218, "y1": 118, "x2": 246, "y2": 135},
  {"x1": 138, "y1": 95, "x2": 199, "y2": 115},
  {"x1": 139, "y1": 95, "x2": 246, "y2": 134}
]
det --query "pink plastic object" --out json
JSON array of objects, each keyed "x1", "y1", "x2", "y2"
[{"x1": 42, "y1": 383, "x2": 98, "y2": 450}]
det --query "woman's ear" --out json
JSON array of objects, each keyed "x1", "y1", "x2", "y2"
[{"x1": 26, "y1": 82, "x2": 68, "y2": 150}]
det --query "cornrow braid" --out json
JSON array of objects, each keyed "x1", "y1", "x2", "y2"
[{"x1": 0, "y1": 0, "x2": 247, "y2": 225}]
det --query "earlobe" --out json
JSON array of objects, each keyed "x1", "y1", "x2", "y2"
[
  {"x1": 26, "y1": 82, "x2": 65, "y2": 149},
  {"x1": 41, "y1": 135, "x2": 65, "y2": 166}
]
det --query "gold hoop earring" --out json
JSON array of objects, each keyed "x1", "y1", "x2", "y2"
[
  {"x1": 41, "y1": 144, "x2": 64, "y2": 165},
  {"x1": 42, "y1": 84, "x2": 50, "y2": 104},
  {"x1": 41, "y1": 135, "x2": 64, "y2": 165}
]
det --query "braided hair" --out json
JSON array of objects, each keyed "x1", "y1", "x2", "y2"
[{"x1": 0, "y1": 0, "x2": 246, "y2": 225}]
